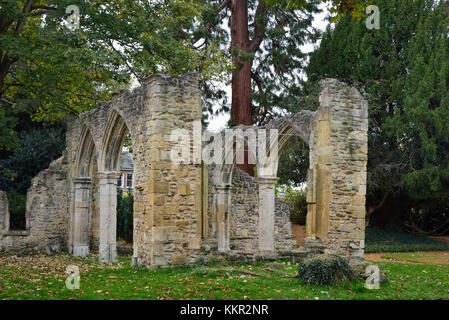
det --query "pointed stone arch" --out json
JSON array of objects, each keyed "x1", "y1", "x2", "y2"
[
  {"x1": 75, "y1": 126, "x2": 99, "y2": 177},
  {"x1": 71, "y1": 125, "x2": 98, "y2": 257},
  {"x1": 101, "y1": 109, "x2": 130, "y2": 173}
]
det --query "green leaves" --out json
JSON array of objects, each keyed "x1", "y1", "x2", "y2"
[
  {"x1": 385, "y1": 1, "x2": 449, "y2": 200},
  {"x1": 0, "y1": 0, "x2": 229, "y2": 121},
  {"x1": 0, "y1": 127, "x2": 66, "y2": 194}
]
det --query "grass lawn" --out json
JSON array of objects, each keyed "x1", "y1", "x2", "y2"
[
  {"x1": 365, "y1": 227, "x2": 449, "y2": 253},
  {"x1": 0, "y1": 254, "x2": 448, "y2": 300},
  {"x1": 379, "y1": 251, "x2": 449, "y2": 265}
]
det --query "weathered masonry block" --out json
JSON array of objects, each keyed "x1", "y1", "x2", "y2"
[{"x1": 0, "y1": 75, "x2": 368, "y2": 266}]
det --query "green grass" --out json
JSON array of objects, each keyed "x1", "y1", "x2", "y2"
[
  {"x1": 365, "y1": 227, "x2": 448, "y2": 253},
  {"x1": 0, "y1": 254, "x2": 448, "y2": 300}
]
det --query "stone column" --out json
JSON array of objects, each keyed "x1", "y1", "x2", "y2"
[
  {"x1": 216, "y1": 186, "x2": 230, "y2": 252},
  {"x1": 257, "y1": 176, "x2": 278, "y2": 251},
  {"x1": 98, "y1": 172, "x2": 120, "y2": 264},
  {"x1": 0, "y1": 191, "x2": 8, "y2": 234},
  {"x1": 73, "y1": 177, "x2": 91, "y2": 257}
]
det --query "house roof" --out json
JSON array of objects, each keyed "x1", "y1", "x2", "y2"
[{"x1": 121, "y1": 152, "x2": 134, "y2": 171}]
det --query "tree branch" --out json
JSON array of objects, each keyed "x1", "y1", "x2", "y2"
[
  {"x1": 248, "y1": 1, "x2": 267, "y2": 53},
  {"x1": 30, "y1": 5, "x2": 57, "y2": 11},
  {"x1": 366, "y1": 189, "x2": 392, "y2": 226},
  {"x1": 219, "y1": 0, "x2": 231, "y2": 10},
  {"x1": 14, "y1": 0, "x2": 35, "y2": 34}
]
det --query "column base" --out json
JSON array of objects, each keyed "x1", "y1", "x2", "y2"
[
  {"x1": 99, "y1": 244, "x2": 117, "y2": 264},
  {"x1": 73, "y1": 245, "x2": 89, "y2": 257}
]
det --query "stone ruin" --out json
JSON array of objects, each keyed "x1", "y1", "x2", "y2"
[{"x1": 0, "y1": 74, "x2": 368, "y2": 268}]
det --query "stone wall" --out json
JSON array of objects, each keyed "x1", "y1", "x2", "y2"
[
  {"x1": 274, "y1": 198, "x2": 295, "y2": 250},
  {"x1": 228, "y1": 168, "x2": 295, "y2": 252},
  {"x1": 137, "y1": 75, "x2": 203, "y2": 267},
  {"x1": 0, "y1": 155, "x2": 69, "y2": 253},
  {"x1": 230, "y1": 168, "x2": 259, "y2": 251}
]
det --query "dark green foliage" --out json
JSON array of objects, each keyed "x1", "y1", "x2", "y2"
[
  {"x1": 0, "y1": 127, "x2": 66, "y2": 195},
  {"x1": 0, "y1": 110, "x2": 18, "y2": 152},
  {"x1": 297, "y1": 254, "x2": 354, "y2": 286},
  {"x1": 7, "y1": 193, "x2": 26, "y2": 230},
  {"x1": 365, "y1": 227, "x2": 449, "y2": 253},
  {"x1": 117, "y1": 188, "x2": 133, "y2": 244},
  {"x1": 384, "y1": 1, "x2": 449, "y2": 202}
]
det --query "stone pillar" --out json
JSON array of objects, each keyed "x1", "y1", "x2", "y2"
[
  {"x1": 257, "y1": 176, "x2": 278, "y2": 251},
  {"x1": 0, "y1": 191, "x2": 8, "y2": 233},
  {"x1": 73, "y1": 177, "x2": 91, "y2": 257},
  {"x1": 216, "y1": 186, "x2": 230, "y2": 252},
  {"x1": 305, "y1": 79, "x2": 368, "y2": 258},
  {"x1": 98, "y1": 172, "x2": 120, "y2": 264},
  {"x1": 305, "y1": 168, "x2": 317, "y2": 240}
]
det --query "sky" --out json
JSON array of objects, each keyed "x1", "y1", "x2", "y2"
[{"x1": 207, "y1": 3, "x2": 331, "y2": 132}]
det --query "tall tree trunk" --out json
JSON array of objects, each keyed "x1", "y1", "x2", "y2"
[{"x1": 230, "y1": 0, "x2": 254, "y2": 175}]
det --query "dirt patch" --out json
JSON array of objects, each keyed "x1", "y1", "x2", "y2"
[
  {"x1": 365, "y1": 253, "x2": 422, "y2": 264},
  {"x1": 291, "y1": 225, "x2": 306, "y2": 246},
  {"x1": 366, "y1": 251, "x2": 449, "y2": 265}
]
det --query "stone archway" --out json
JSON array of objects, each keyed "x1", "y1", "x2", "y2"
[
  {"x1": 71, "y1": 107, "x2": 135, "y2": 263},
  {"x1": 205, "y1": 79, "x2": 368, "y2": 258},
  {"x1": 71, "y1": 126, "x2": 98, "y2": 257}
]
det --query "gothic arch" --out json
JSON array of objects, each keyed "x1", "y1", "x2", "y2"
[
  {"x1": 75, "y1": 125, "x2": 99, "y2": 178},
  {"x1": 101, "y1": 109, "x2": 131, "y2": 172}
]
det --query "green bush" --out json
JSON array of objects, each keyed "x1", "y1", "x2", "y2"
[
  {"x1": 117, "y1": 188, "x2": 133, "y2": 243},
  {"x1": 297, "y1": 254, "x2": 354, "y2": 286},
  {"x1": 280, "y1": 186, "x2": 307, "y2": 223},
  {"x1": 7, "y1": 193, "x2": 26, "y2": 230}
]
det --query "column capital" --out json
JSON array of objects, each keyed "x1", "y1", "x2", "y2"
[
  {"x1": 257, "y1": 176, "x2": 279, "y2": 185},
  {"x1": 98, "y1": 171, "x2": 121, "y2": 181},
  {"x1": 73, "y1": 177, "x2": 92, "y2": 185},
  {"x1": 215, "y1": 185, "x2": 230, "y2": 191}
]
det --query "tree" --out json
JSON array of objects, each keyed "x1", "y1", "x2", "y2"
[
  {"x1": 0, "y1": 0, "x2": 225, "y2": 144},
  {"x1": 203, "y1": 0, "x2": 322, "y2": 175},
  {"x1": 301, "y1": 0, "x2": 449, "y2": 231},
  {"x1": 0, "y1": 127, "x2": 66, "y2": 194},
  {"x1": 205, "y1": 0, "x2": 373, "y2": 175},
  {"x1": 383, "y1": 1, "x2": 449, "y2": 234}
]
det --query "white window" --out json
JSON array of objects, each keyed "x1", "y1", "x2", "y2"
[
  {"x1": 118, "y1": 173, "x2": 125, "y2": 189},
  {"x1": 126, "y1": 173, "x2": 133, "y2": 188}
]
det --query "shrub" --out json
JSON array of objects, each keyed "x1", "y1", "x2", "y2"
[
  {"x1": 297, "y1": 254, "x2": 354, "y2": 286},
  {"x1": 117, "y1": 188, "x2": 133, "y2": 243}
]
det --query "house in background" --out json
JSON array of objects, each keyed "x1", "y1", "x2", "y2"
[{"x1": 118, "y1": 151, "x2": 134, "y2": 192}]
